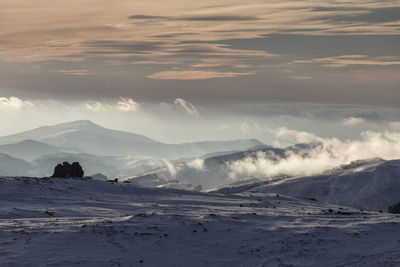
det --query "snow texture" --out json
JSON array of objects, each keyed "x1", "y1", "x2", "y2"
[{"x1": 0, "y1": 177, "x2": 400, "y2": 266}]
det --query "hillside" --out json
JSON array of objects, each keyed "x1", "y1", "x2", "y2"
[
  {"x1": 0, "y1": 177, "x2": 399, "y2": 266},
  {"x1": 0, "y1": 140, "x2": 79, "y2": 161},
  {"x1": 0, "y1": 154, "x2": 32, "y2": 177},
  {"x1": 216, "y1": 158, "x2": 400, "y2": 211}
]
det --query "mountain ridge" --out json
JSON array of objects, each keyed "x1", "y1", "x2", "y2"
[{"x1": 0, "y1": 120, "x2": 264, "y2": 160}]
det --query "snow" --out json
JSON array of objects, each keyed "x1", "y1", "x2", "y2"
[
  {"x1": 1, "y1": 177, "x2": 400, "y2": 266},
  {"x1": 216, "y1": 159, "x2": 400, "y2": 212}
]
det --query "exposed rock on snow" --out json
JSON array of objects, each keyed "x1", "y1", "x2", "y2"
[{"x1": 51, "y1": 161, "x2": 84, "y2": 178}]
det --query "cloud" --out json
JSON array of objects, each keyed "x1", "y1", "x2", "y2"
[
  {"x1": 273, "y1": 127, "x2": 323, "y2": 147},
  {"x1": 229, "y1": 128, "x2": 400, "y2": 181},
  {"x1": 117, "y1": 97, "x2": 140, "y2": 112},
  {"x1": 240, "y1": 122, "x2": 264, "y2": 134},
  {"x1": 85, "y1": 101, "x2": 108, "y2": 111},
  {"x1": 240, "y1": 123, "x2": 250, "y2": 134},
  {"x1": 163, "y1": 160, "x2": 179, "y2": 177},
  {"x1": 148, "y1": 70, "x2": 256, "y2": 80},
  {"x1": 0, "y1": 97, "x2": 34, "y2": 110},
  {"x1": 187, "y1": 158, "x2": 205, "y2": 171},
  {"x1": 174, "y1": 98, "x2": 199, "y2": 116},
  {"x1": 288, "y1": 75, "x2": 312, "y2": 80},
  {"x1": 129, "y1": 14, "x2": 258, "y2": 22},
  {"x1": 177, "y1": 15, "x2": 258, "y2": 22},
  {"x1": 49, "y1": 69, "x2": 95, "y2": 76},
  {"x1": 318, "y1": 6, "x2": 400, "y2": 24},
  {"x1": 295, "y1": 55, "x2": 400, "y2": 68},
  {"x1": 343, "y1": 117, "x2": 364, "y2": 126},
  {"x1": 86, "y1": 97, "x2": 140, "y2": 112},
  {"x1": 389, "y1": 121, "x2": 400, "y2": 130},
  {"x1": 128, "y1": 15, "x2": 166, "y2": 20}
]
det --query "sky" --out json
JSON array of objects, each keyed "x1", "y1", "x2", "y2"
[{"x1": 0, "y1": 0, "x2": 399, "y2": 143}]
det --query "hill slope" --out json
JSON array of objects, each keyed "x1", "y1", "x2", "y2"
[
  {"x1": 0, "y1": 153, "x2": 32, "y2": 176},
  {"x1": 0, "y1": 177, "x2": 399, "y2": 266},
  {"x1": 216, "y1": 158, "x2": 400, "y2": 211},
  {"x1": 0, "y1": 140, "x2": 78, "y2": 161}
]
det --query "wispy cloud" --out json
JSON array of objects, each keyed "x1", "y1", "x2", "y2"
[
  {"x1": 295, "y1": 55, "x2": 400, "y2": 68},
  {"x1": 174, "y1": 98, "x2": 199, "y2": 116},
  {"x1": 0, "y1": 97, "x2": 34, "y2": 110},
  {"x1": 86, "y1": 97, "x2": 140, "y2": 112},
  {"x1": 49, "y1": 69, "x2": 95, "y2": 76},
  {"x1": 129, "y1": 14, "x2": 258, "y2": 22},
  {"x1": 288, "y1": 75, "x2": 312, "y2": 80},
  {"x1": 148, "y1": 70, "x2": 256, "y2": 80}
]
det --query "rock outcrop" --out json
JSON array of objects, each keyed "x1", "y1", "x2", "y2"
[{"x1": 51, "y1": 161, "x2": 84, "y2": 178}]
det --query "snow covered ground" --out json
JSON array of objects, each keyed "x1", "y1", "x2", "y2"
[
  {"x1": 1, "y1": 177, "x2": 400, "y2": 266},
  {"x1": 216, "y1": 159, "x2": 400, "y2": 212}
]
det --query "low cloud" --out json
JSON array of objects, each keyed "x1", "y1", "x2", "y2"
[
  {"x1": 343, "y1": 117, "x2": 364, "y2": 126},
  {"x1": 0, "y1": 97, "x2": 34, "y2": 110},
  {"x1": 174, "y1": 98, "x2": 199, "y2": 116},
  {"x1": 273, "y1": 127, "x2": 323, "y2": 147},
  {"x1": 86, "y1": 97, "x2": 140, "y2": 112},
  {"x1": 229, "y1": 128, "x2": 400, "y2": 181},
  {"x1": 117, "y1": 97, "x2": 140, "y2": 112},
  {"x1": 163, "y1": 160, "x2": 180, "y2": 177},
  {"x1": 187, "y1": 158, "x2": 205, "y2": 171}
]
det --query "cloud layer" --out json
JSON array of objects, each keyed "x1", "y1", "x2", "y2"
[
  {"x1": 86, "y1": 97, "x2": 140, "y2": 112},
  {"x1": 229, "y1": 127, "x2": 400, "y2": 181},
  {"x1": 0, "y1": 97, "x2": 33, "y2": 110},
  {"x1": 0, "y1": 0, "x2": 399, "y2": 106}
]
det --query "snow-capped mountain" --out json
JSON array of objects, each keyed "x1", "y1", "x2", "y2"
[{"x1": 0, "y1": 120, "x2": 263, "y2": 159}]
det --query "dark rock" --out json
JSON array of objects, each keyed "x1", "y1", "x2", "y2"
[
  {"x1": 51, "y1": 161, "x2": 84, "y2": 178},
  {"x1": 388, "y1": 202, "x2": 400, "y2": 214}
]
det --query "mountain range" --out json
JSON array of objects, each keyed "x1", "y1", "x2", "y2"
[
  {"x1": 0, "y1": 120, "x2": 263, "y2": 177},
  {"x1": 0, "y1": 120, "x2": 263, "y2": 159}
]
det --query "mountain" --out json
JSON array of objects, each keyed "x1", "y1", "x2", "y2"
[
  {"x1": 215, "y1": 158, "x2": 400, "y2": 211},
  {"x1": 123, "y1": 145, "x2": 305, "y2": 190},
  {"x1": 0, "y1": 120, "x2": 263, "y2": 159},
  {"x1": 0, "y1": 120, "x2": 161, "y2": 157},
  {"x1": 0, "y1": 140, "x2": 79, "y2": 161},
  {"x1": 0, "y1": 153, "x2": 32, "y2": 176}
]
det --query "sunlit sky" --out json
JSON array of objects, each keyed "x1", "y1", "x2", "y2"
[{"x1": 0, "y1": 0, "x2": 399, "y2": 143}]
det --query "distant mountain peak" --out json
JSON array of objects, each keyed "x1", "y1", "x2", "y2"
[{"x1": 52, "y1": 120, "x2": 101, "y2": 129}]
